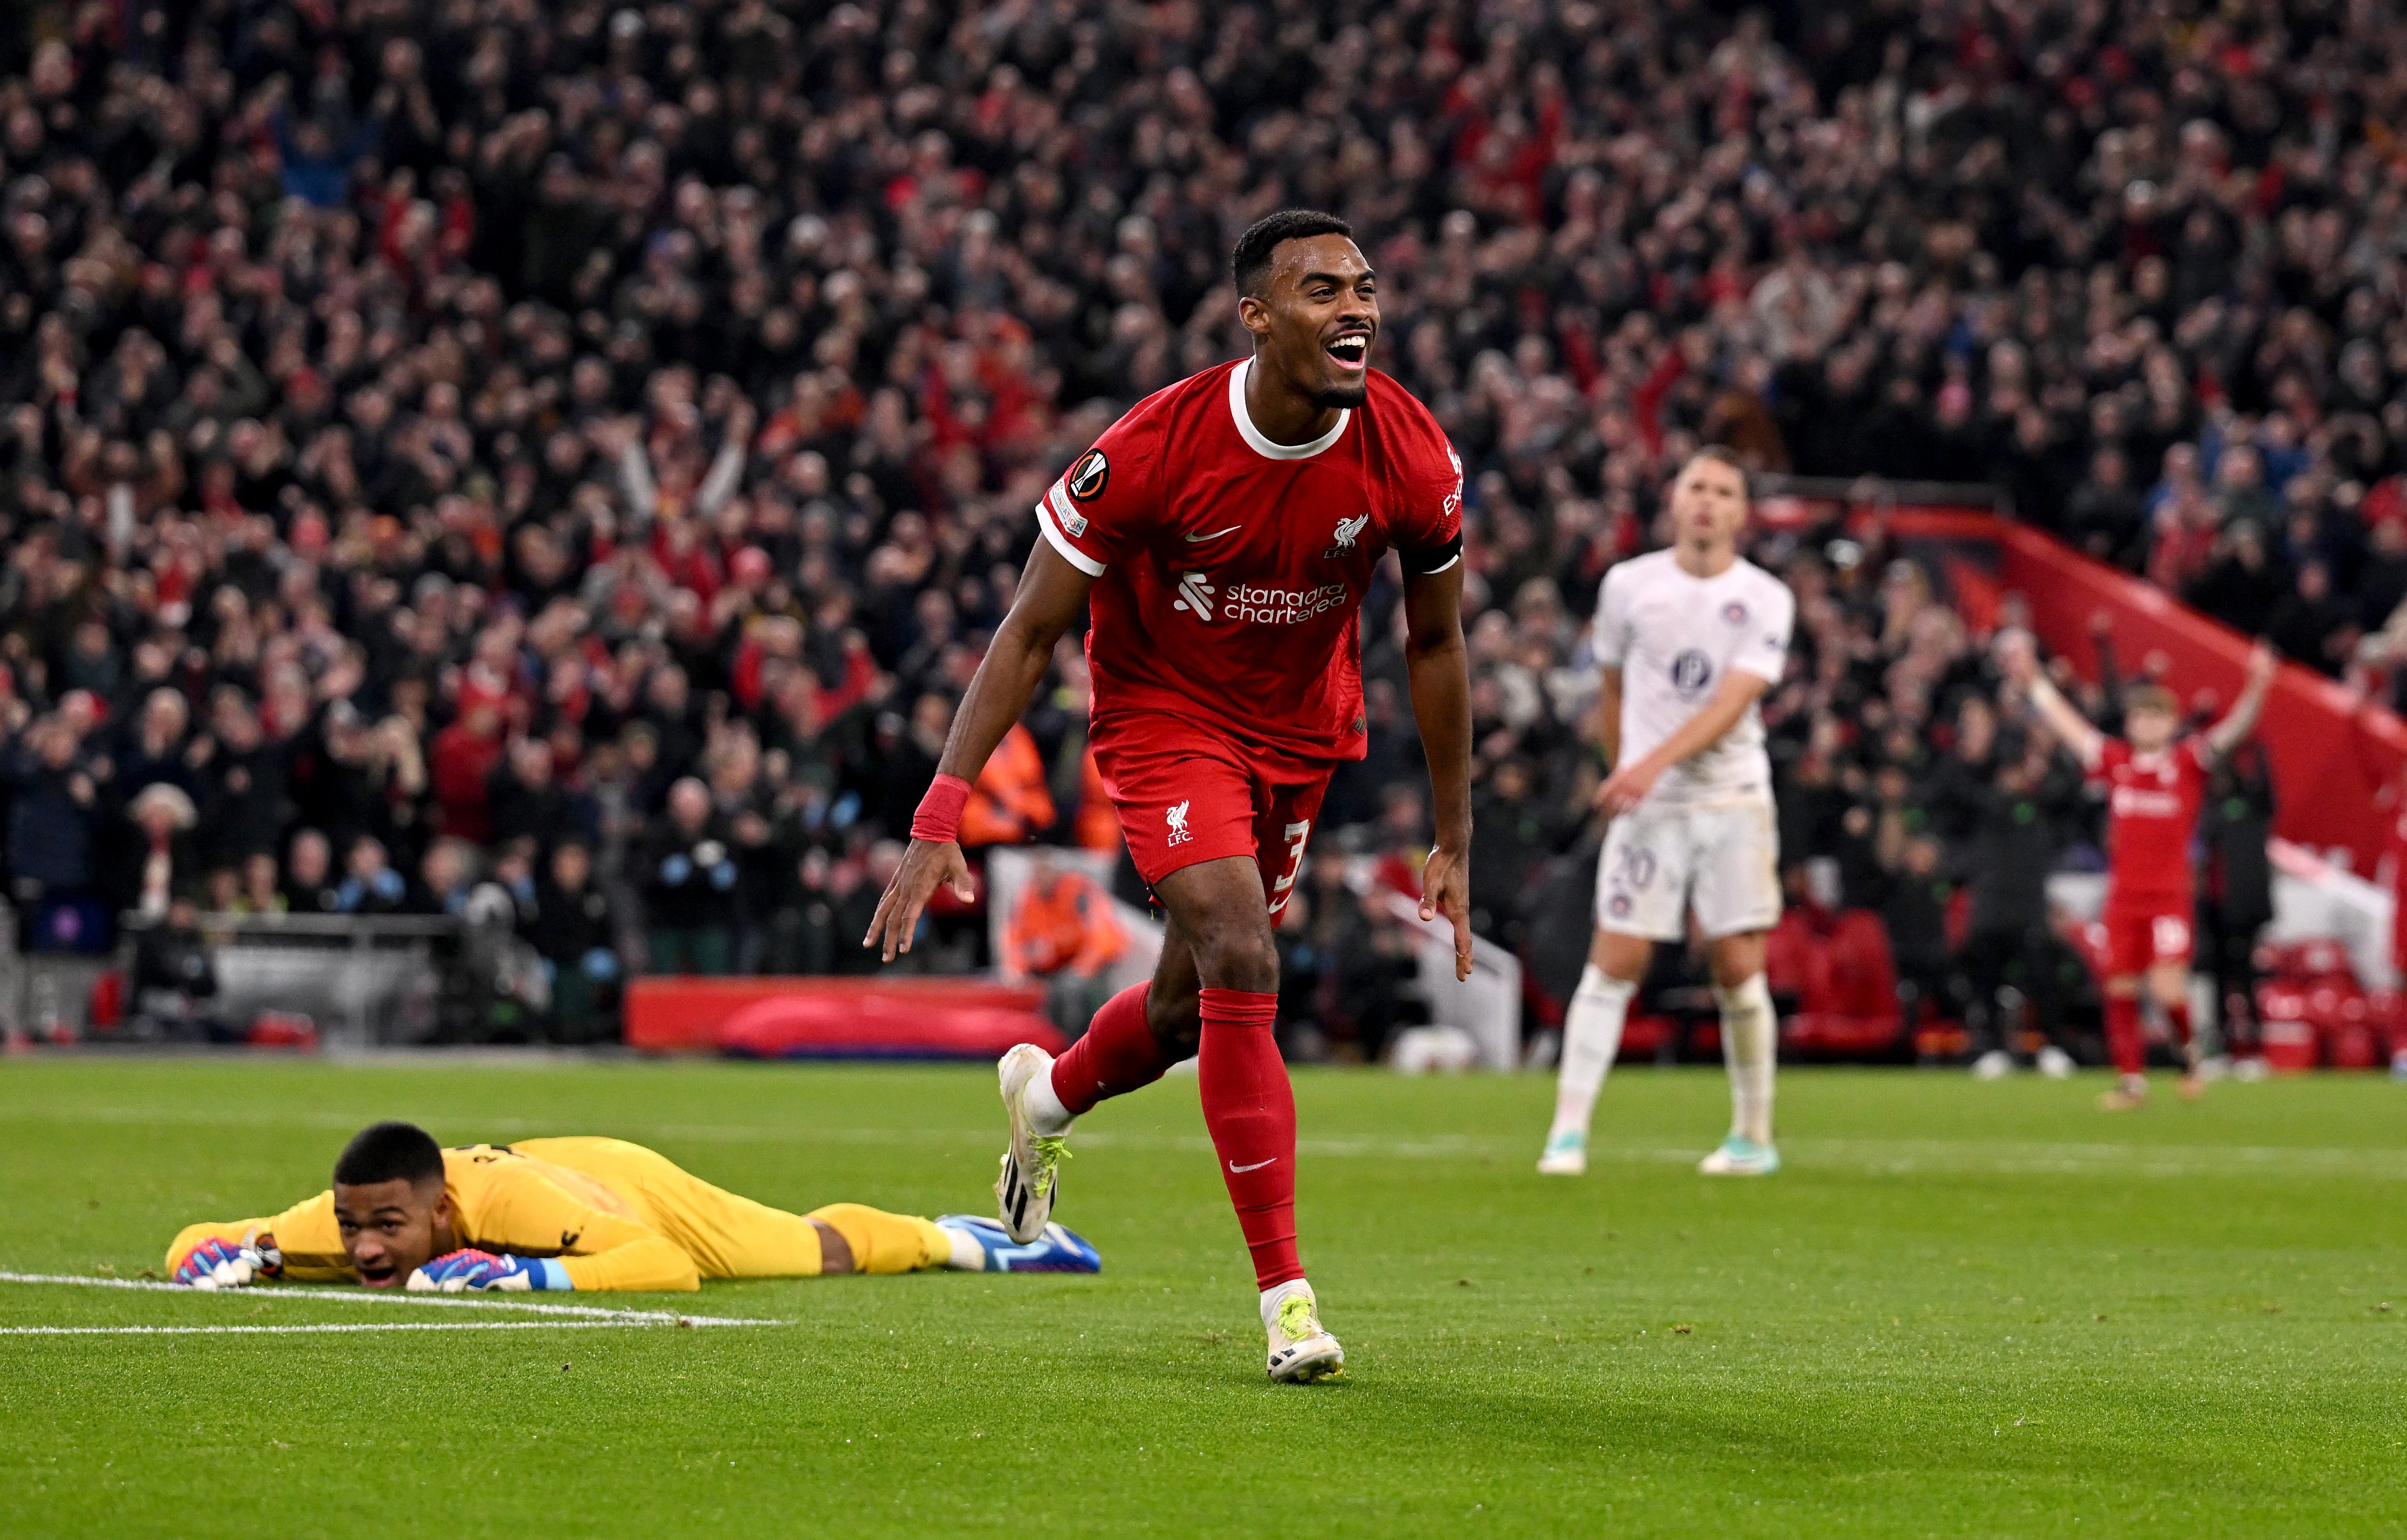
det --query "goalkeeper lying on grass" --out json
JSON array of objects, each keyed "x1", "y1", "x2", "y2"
[{"x1": 166, "y1": 1120, "x2": 1098, "y2": 1292}]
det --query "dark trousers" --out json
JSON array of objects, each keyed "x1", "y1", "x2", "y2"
[
  {"x1": 1954, "y1": 925, "x2": 2074, "y2": 1057},
  {"x1": 648, "y1": 925, "x2": 733, "y2": 976},
  {"x1": 2195, "y1": 900, "x2": 2267, "y2": 1054}
]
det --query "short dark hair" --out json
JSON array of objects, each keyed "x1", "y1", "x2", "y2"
[
  {"x1": 1684, "y1": 444, "x2": 1753, "y2": 498},
  {"x1": 1232, "y1": 210, "x2": 1355, "y2": 298},
  {"x1": 333, "y1": 1121, "x2": 445, "y2": 1189}
]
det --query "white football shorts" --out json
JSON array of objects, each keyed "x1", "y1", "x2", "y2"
[{"x1": 1594, "y1": 800, "x2": 1782, "y2": 942}]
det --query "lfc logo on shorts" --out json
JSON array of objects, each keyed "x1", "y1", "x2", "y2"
[{"x1": 1165, "y1": 800, "x2": 1193, "y2": 846}]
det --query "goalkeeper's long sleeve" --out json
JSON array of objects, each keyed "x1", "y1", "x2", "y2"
[{"x1": 165, "y1": 1193, "x2": 353, "y2": 1282}]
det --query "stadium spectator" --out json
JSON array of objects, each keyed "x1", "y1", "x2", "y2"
[
  {"x1": 999, "y1": 851, "x2": 1127, "y2": 1040},
  {"x1": 334, "y1": 835, "x2": 410, "y2": 917},
  {"x1": 280, "y1": 827, "x2": 342, "y2": 915},
  {"x1": 643, "y1": 777, "x2": 739, "y2": 975},
  {"x1": 128, "y1": 894, "x2": 222, "y2": 1042},
  {"x1": 520, "y1": 837, "x2": 622, "y2": 1043},
  {"x1": 113, "y1": 781, "x2": 199, "y2": 920},
  {"x1": 961, "y1": 723, "x2": 1058, "y2": 850},
  {"x1": 5, "y1": 715, "x2": 100, "y2": 945}
]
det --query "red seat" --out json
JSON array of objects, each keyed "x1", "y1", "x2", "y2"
[
  {"x1": 1763, "y1": 910, "x2": 1816, "y2": 999},
  {"x1": 1782, "y1": 909, "x2": 1903, "y2": 1058},
  {"x1": 1618, "y1": 1013, "x2": 1674, "y2": 1060},
  {"x1": 2257, "y1": 938, "x2": 2356, "y2": 986},
  {"x1": 2256, "y1": 981, "x2": 2316, "y2": 1071}
]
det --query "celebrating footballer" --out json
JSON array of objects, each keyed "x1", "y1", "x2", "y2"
[
  {"x1": 864, "y1": 209, "x2": 1475, "y2": 1383},
  {"x1": 2004, "y1": 632, "x2": 2276, "y2": 1109}
]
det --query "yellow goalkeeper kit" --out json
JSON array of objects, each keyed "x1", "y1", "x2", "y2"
[{"x1": 165, "y1": 1137, "x2": 955, "y2": 1291}]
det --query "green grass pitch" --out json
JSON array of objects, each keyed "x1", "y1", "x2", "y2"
[{"x1": 2, "y1": 1058, "x2": 2403, "y2": 1539}]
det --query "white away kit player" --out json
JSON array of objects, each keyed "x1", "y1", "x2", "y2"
[{"x1": 1542, "y1": 447, "x2": 1794, "y2": 1177}]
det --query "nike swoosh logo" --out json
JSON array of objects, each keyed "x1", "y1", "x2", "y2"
[
  {"x1": 1185, "y1": 526, "x2": 1240, "y2": 542},
  {"x1": 1228, "y1": 1157, "x2": 1277, "y2": 1173}
]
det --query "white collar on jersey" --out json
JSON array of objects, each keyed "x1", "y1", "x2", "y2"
[{"x1": 1228, "y1": 357, "x2": 1351, "y2": 461}]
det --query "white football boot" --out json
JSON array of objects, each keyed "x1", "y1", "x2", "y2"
[
  {"x1": 1265, "y1": 1286, "x2": 1345, "y2": 1383},
  {"x1": 1697, "y1": 1134, "x2": 1781, "y2": 1176},
  {"x1": 995, "y1": 1043, "x2": 1069, "y2": 1244},
  {"x1": 1536, "y1": 1129, "x2": 1588, "y2": 1176}
]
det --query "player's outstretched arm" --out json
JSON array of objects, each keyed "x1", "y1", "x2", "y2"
[
  {"x1": 1596, "y1": 671, "x2": 1770, "y2": 817},
  {"x1": 2206, "y1": 642, "x2": 2278, "y2": 760},
  {"x1": 865, "y1": 540, "x2": 1096, "y2": 962},
  {"x1": 1997, "y1": 629, "x2": 2105, "y2": 768},
  {"x1": 1403, "y1": 561, "x2": 1476, "y2": 980}
]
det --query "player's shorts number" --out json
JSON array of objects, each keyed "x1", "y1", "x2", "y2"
[
  {"x1": 1610, "y1": 841, "x2": 1657, "y2": 891},
  {"x1": 2152, "y1": 915, "x2": 2190, "y2": 959},
  {"x1": 1268, "y1": 820, "x2": 1310, "y2": 915}
]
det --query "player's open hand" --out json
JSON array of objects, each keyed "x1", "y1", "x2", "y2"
[
  {"x1": 1992, "y1": 627, "x2": 2038, "y2": 687},
  {"x1": 1419, "y1": 844, "x2": 1475, "y2": 981},
  {"x1": 2245, "y1": 640, "x2": 2276, "y2": 687},
  {"x1": 1595, "y1": 759, "x2": 1660, "y2": 818},
  {"x1": 863, "y1": 838, "x2": 974, "y2": 962}
]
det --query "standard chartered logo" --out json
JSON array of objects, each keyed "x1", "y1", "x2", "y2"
[
  {"x1": 1225, "y1": 581, "x2": 1348, "y2": 624},
  {"x1": 1172, "y1": 571, "x2": 1217, "y2": 618},
  {"x1": 1172, "y1": 572, "x2": 1346, "y2": 625}
]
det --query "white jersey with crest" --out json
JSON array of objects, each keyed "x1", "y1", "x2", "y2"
[{"x1": 1593, "y1": 549, "x2": 1794, "y2": 810}]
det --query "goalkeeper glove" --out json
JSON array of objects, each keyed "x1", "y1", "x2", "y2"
[
  {"x1": 174, "y1": 1234, "x2": 283, "y2": 1290},
  {"x1": 405, "y1": 1249, "x2": 572, "y2": 1293}
]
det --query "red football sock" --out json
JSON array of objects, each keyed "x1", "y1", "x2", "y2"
[
  {"x1": 1197, "y1": 987, "x2": 1301, "y2": 1290},
  {"x1": 2165, "y1": 999, "x2": 2193, "y2": 1051},
  {"x1": 2106, "y1": 994, "x2": 2145, "y2": 1077},
  {"x1": 1048, "y1": 983, "x2": 1173, "y2": 1115}
]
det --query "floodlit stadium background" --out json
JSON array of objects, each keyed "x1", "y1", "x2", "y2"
[{"x1": 3, "y1": 0, "x2": 2406, "y2": 1074}]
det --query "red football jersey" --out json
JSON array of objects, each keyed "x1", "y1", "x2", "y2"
[
  {"x1": 1034, "y1": 358, "x2": 1463, "y2": 760},
  {"x1": 2093, "y1": 736, "x2": 2212, "y2": 902}
]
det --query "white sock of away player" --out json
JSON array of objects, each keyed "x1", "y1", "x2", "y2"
[
  {"x1": 1022, "y1": 1062, "x2": 1074, "y2": 1136},
  {"x1": 1549, "y1": 965, "x2": 1637, "y2": 1143},
  {"x1": 1716, "y1": 972, "x2": 1776, "y2": 1145}
]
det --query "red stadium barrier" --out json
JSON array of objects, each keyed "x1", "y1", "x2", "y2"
[
  {"x1": 1886, "y1": 509, "x2": 2402, "y2": 876},
  {"x1": 624, "y1": 976, "x2": 1058, "y2": 1057}
]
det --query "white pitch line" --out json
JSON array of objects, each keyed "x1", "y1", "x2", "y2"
[
  {"x1": 0, "y1": 1272, "x2": 782, "y2": 1326},
  {"x1": 2, "y1": 1320, "x2": 673, "y2": 1336}
]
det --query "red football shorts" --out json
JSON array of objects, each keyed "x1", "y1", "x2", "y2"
[
  {"x1": 2104, "y1": 896, "x2": 2193, "y2": 977},
  {"x1": 1090, "y1": 712, "x2": 1336, "y2": 912}
]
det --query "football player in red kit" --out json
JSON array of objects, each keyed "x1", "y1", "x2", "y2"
[
  {"x1": 864, "y1": 210, "x2": 1474, "y2": 1381},
  {"x1": 2004, "y1": 635, "x2": 2275, "y2": 1108}
]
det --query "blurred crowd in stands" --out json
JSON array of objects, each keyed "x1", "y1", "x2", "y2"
[{"x1": 0, "y1": 0, "x2": 2380, "y2": 1048}]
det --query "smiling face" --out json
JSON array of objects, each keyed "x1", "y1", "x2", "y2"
[
  {"x1": 333, "y1": 1176, "x2": 454, "y2": 1287},
  {"x1": 1239, "y1": 232, "x2": 1378, "y2": 410}
]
